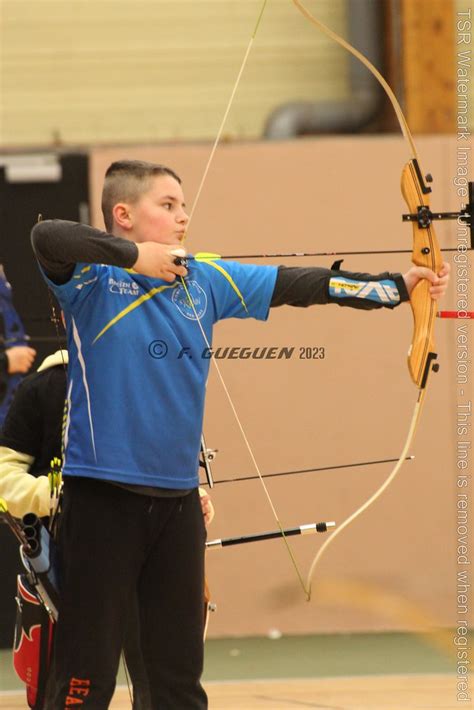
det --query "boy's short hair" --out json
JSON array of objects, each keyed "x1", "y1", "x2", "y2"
[{"x1": 101, "y1": 160, "x2": 181, "y2": 232}]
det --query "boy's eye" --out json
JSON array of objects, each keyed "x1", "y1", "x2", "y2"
[{"x1": 163, "y1": 202, "x2": 172, "y2": 210}]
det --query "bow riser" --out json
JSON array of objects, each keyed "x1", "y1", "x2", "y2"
[{"x1": 401, "y1": 160, "x2": 443, "y2": 389}]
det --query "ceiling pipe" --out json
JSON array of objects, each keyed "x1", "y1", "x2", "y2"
[{"x1": 264, "y1": 0, "x2": 385, "y2": 139}]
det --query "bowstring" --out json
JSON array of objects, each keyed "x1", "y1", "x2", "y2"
[
  {"x1": 179, "y1": 278, "x2": 310, "y2": 598},
  {"x1": 181, "y1": 0, "x2": 310, "y2": 599},
  {"x1": 186, "y1": 0, "x2": 269, "y2": 230}
]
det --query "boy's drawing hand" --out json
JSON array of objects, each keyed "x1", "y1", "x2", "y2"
[{"x1": 133, "y1": 243, "x2": 188, "y2": 282}]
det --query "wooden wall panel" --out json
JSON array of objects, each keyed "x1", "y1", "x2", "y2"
[{"x1": 401, "y1": 0, "x2": 456, "y2": 132}]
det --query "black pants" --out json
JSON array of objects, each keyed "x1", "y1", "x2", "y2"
[
  {"x1": 123, "y1": 594, "x2": 153, "y2": 709},
  {"x1": 46, "y1": 477, "x2": 207, "y2": 709}
]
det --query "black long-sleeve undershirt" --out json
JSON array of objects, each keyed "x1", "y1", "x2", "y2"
[{"x1": 31, "y1": 220, "x2": 409, "y2": 310}]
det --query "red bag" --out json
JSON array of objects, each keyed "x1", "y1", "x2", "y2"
[{"x1": 13, "y1": 575, "x2": 54, "y2": 709}]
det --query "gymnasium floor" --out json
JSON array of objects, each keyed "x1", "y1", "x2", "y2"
[{"x1": 0, "y1": 631, "x2": 470, "y2": 709}]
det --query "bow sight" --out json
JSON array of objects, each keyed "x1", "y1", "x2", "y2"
[{"x1": 402, "y1": 167, "x2": 473, "y2": 245}]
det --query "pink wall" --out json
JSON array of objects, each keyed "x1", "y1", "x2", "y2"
[{"x1": 90, "y1": 136, "x2": 469, "y2": 636}]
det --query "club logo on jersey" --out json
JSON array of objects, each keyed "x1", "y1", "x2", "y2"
[
  {"x1": 172, "y1": 280, "x2": 207, "y2": 320},
  {"x1": 108, "y1": 277, "x2": 140, "y2": 297}
]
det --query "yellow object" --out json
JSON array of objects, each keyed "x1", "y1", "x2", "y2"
[
  {"x1": 0, "y1": 446, "x2": 50, "y2": 518},
  {"x1": 194, "y1": 253, "x2": 221, "y2": 262}
]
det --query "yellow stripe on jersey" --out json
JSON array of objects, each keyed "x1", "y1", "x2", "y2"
[
  {"x1": 93, "y1": 282, "x2": 178, "y2": 343},
  {"x1": 199, "y1": 260, "x2": 248, "y2": 313}
]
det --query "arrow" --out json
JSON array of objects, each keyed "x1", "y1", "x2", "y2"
[
  {"x1": 437, "y1": 311, "x2": 474, "y2": 319},
  {"x1": 200, "y1": 455, "x2": 414, "y2": 487},
  {"x1": 206, "y1": 520, "x2": 336, "y2": 548},
  {"x1": 184, "y1": 247, "x2": 472, "y2": 263}
]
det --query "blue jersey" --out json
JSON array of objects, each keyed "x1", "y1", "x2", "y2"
[{"x1": 42, "y1": 259, "x2": 277, "y2": 489}]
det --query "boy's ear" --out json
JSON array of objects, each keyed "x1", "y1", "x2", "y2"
[{"x1": 113, "y1": 203, "x2": 132, "y2": 230}]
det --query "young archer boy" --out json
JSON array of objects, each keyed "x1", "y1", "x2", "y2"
[{"x1": 31, "y1": 160, "x2": 449, "y2": 709}]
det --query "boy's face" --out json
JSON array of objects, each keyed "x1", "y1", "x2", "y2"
[{"x1": 126, "y1": 175, "x2": 188, "y2": 245}]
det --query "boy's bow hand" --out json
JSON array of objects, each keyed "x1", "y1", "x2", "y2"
[
  {"x1": 133, "y1": 243, "x2": 188, "y2": 282},
  {"x1": 403, "y1": 261, "x2": 450, "y2": 301}
]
